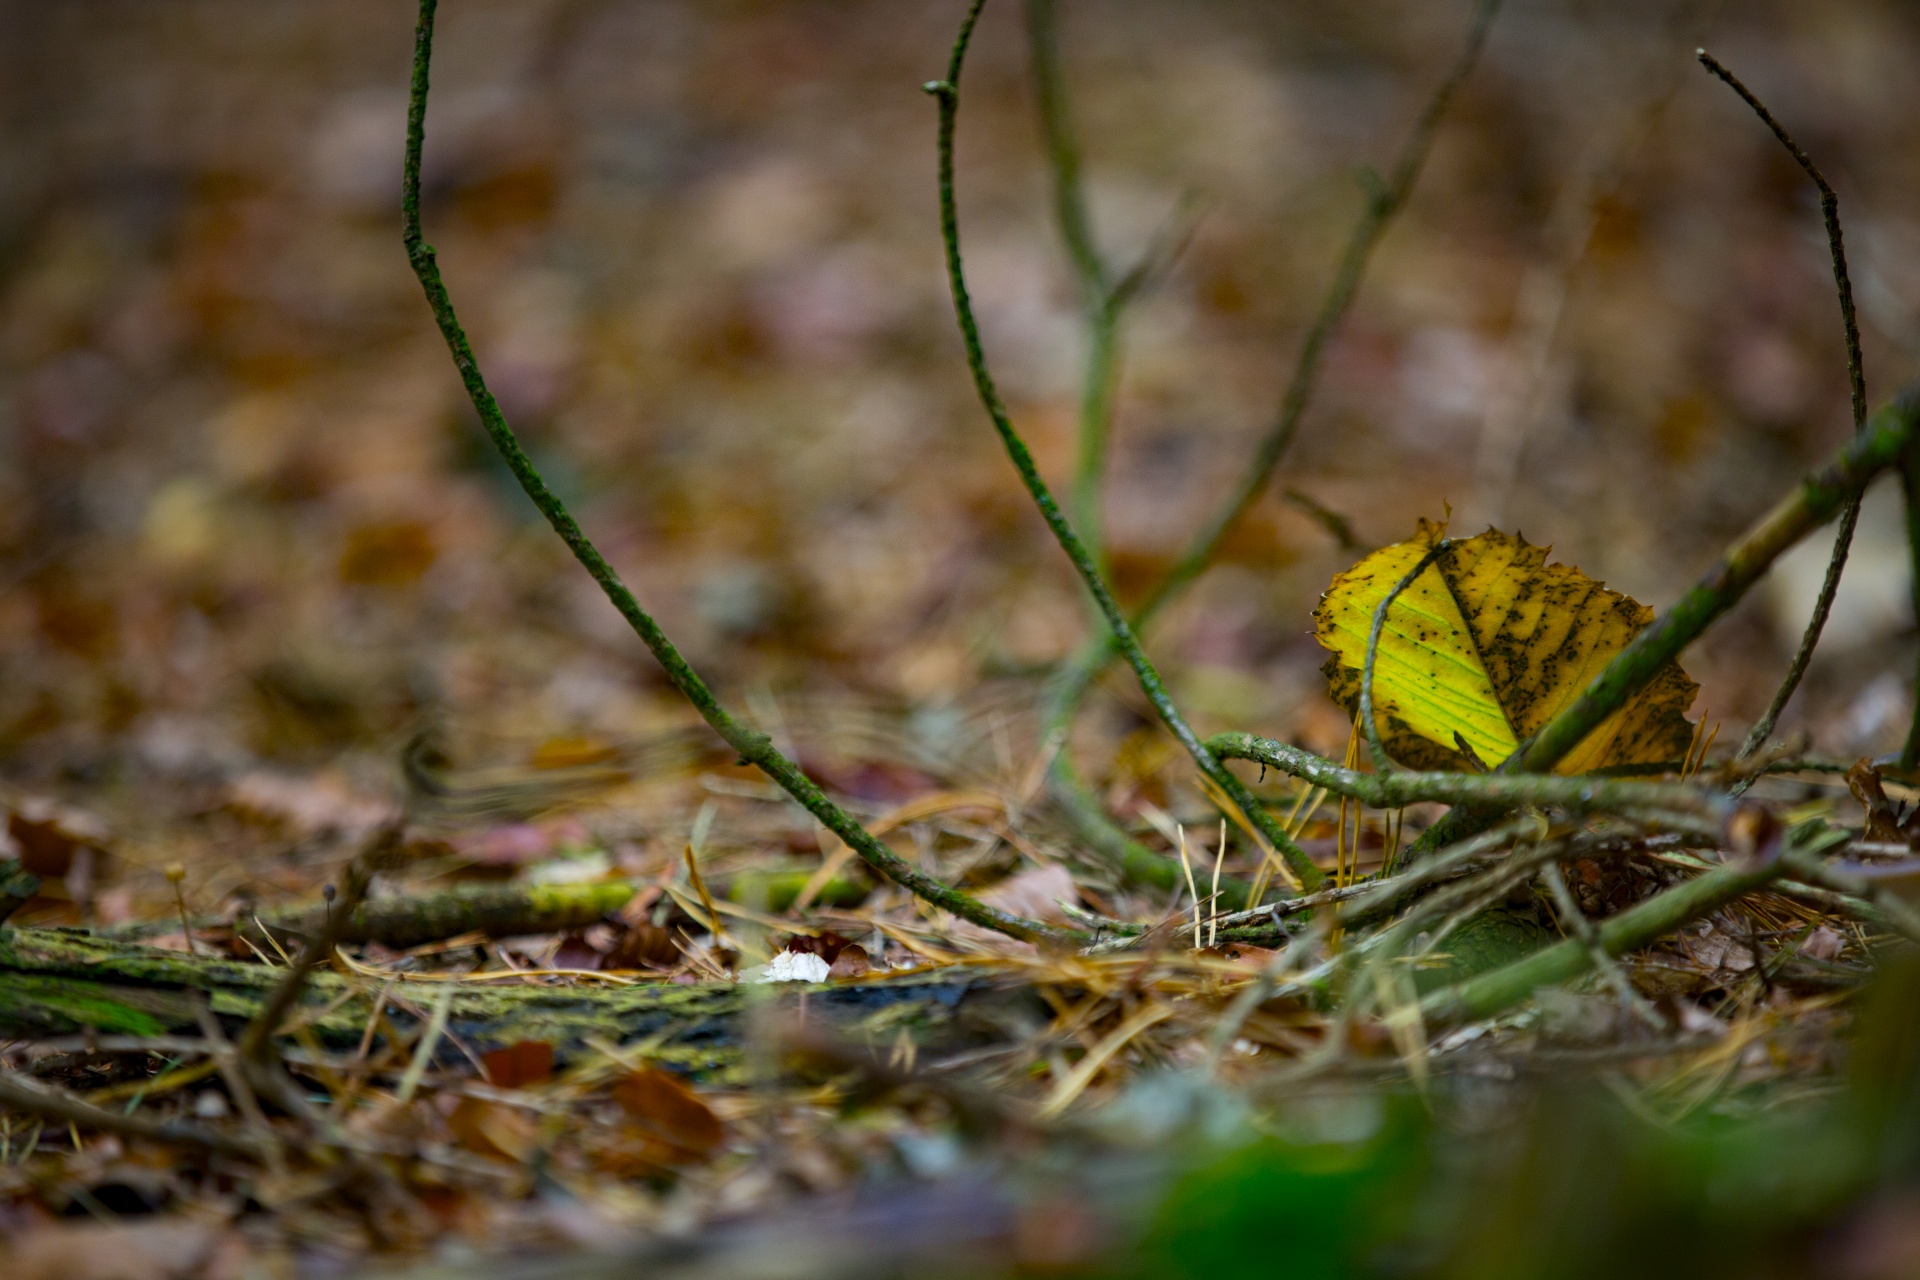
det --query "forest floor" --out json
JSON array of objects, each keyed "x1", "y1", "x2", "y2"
[{"x1": 5, "y1": 1, "x2": 1920, "y2": 1276}]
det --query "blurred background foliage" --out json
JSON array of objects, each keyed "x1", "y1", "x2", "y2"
[{"x1": 3, "y1": 0, "x2": 1918, "y2": 791}]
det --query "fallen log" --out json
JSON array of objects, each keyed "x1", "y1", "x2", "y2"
[{"x1": 0, "y1": 928, "x2": 998, "y2": 1076}]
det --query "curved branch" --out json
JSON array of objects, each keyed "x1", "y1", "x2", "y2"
[
  {"x1": 926, "y1": 0, "x2": 1324, "y2": 891},
  {"x1": 401, "y1": 0, "x2": 1074, "y2": 946}
]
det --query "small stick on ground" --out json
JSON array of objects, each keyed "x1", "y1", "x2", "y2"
[
  {"x1": 193, "y1": 1004, "x2": 284, "y2": 1174},
  {"x1": 238, "y1": 821, "x2": 398, "y2": 1067},
  {"x1": 1539, "y1": 860, "x2": 1665, "y2": 1029},
  {"x1": 0, "y1": 1068, "x2": 267, "y2": 1160},
  {"x1": 164, "y1": 863, "x2": 196, "y2": 956}
]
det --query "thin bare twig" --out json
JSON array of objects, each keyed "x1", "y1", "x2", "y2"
[
  {"x1": 1284, "y1": 488, "x2": 1369, "y2": 553},
  {"x1": 1696, "y1": 50, "x2": 1870, "y2": 761},
  {"x1": 1539, "y1": 860, "x2": 1665, "y2": 1029},
  {"x1": 238, "y1": 821, "x2": 396, "y2": 1066}
]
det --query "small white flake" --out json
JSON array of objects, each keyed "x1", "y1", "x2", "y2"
[{"x1": 750, "y1": 950, "x2": 831, "y2": 984}]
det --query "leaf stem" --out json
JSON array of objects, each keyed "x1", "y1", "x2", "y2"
[{"x1": 1360, "y1": 538, "x2": 1455, "y2": 772}]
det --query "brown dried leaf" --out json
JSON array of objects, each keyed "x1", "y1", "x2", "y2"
[
  {"x1": 782, "y1": 930, "x2": 855, "y2": 963},
  {"x1": 980, "y1": 863, "x2": 1078, "y2": 924},
  {"x1": 481, "y1": 1040, "x2": 554, "y2": 1089},
  {"x1": 7, "y1": 798, "x2": 108, "y2": 879},
  {"x1": 608, "y1": 921, "x2": 680, "y2": 969},
  {"x1": 448, "y1": 1095, "x2": 541, "y2": 1163},
  {"x1": 1848, "y1": 757, "x2": 1906, "y2": 844},
  {"x1": 828, "y1": 943, "x2": 873, "y2": 978},
  {"x1": 610, "y1": 1067, "x2": 724, "y2": 1167}
]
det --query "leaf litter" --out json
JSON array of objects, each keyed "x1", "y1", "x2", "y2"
[{"x1": 1, "y1": 2, "x2": 1919, "y2": 1277}]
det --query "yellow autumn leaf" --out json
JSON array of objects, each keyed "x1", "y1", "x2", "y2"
[{"x1": 1313, "y1": 519, "x2": 1697, "y2": 775}]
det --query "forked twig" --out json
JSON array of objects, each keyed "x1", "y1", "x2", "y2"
[
  {"x1": 400, "y1": 0, "x2": 1073, "y2": 947},
  {"x1": 927, "y1": 0, "x2": 1324, "y2": 891},
  {"x1": 1696, "y1": 51, "x2": 1870, "y2": 762},
  {"x1": 1119, "y1": 0, "x2": 1504, "y2": 640},
  {"x1": 1038, "y1": 0, "x2": 1502, "y2": 889},
  {"x1": 1025, "y1": 0, "x2": 1204, "y2": 578}
]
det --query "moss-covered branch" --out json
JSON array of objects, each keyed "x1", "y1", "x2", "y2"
[
  {"x1": 245, "y1": 879, "x2": 644, "y2": 951},
  {"x1": 1417, "y1": 856, "x2": 1791, "y2": 1026},
  {"x1": 1209, "y1": 733, "x2": 1731, "y2": 836},
  {"x1": 0, "y1": 928, "x2": 990, "y2": 1076}
]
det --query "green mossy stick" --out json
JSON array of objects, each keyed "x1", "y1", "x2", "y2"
[{"x1": 1418, "y1": 857, "x2": 1789, "y2": 1026}]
